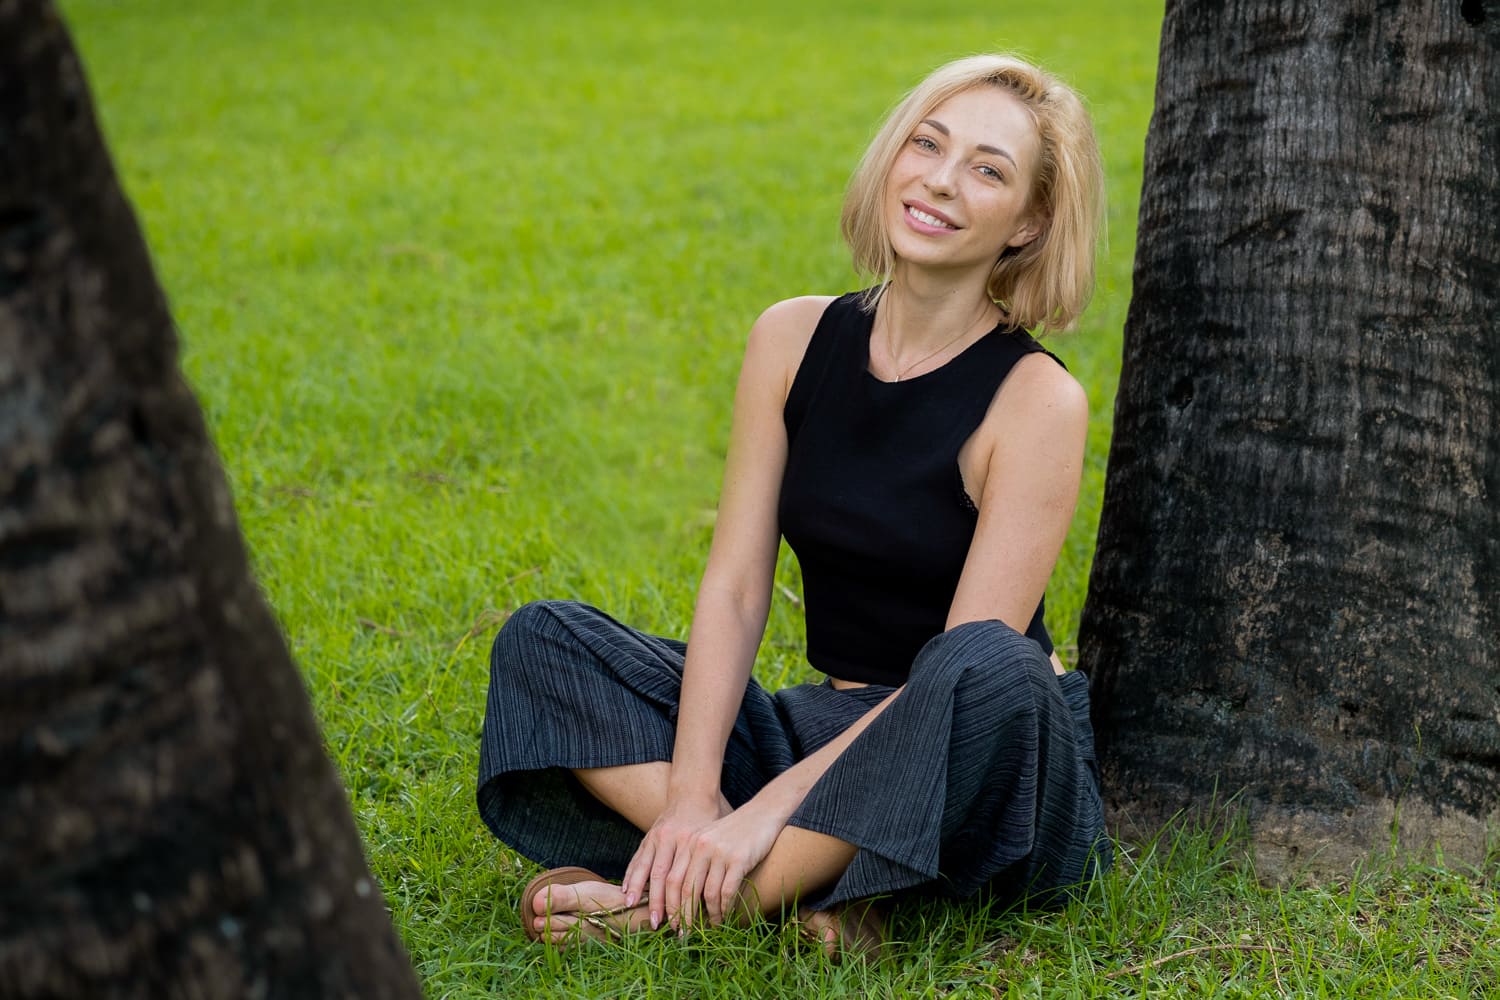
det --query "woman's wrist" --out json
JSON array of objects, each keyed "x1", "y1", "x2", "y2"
[
  {"x1": 749, "y1": 768, "x2": 810, "y2": 824},
  {"x1": 665, "y1": 767, "x2": 722, "y2": 808}
]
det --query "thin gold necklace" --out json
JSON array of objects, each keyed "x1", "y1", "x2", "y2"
[{"x1": 878, "y1": 308, "x2": 992, "y2": 381}]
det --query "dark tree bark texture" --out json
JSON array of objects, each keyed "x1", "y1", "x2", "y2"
[
  {"x1": 1081, "y1": 0, "x2": 1500, "y2": 877},
  {"x1": 0, "y1": 3, "x2": 422, "y2": 995}
]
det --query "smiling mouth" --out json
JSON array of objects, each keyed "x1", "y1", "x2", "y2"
[{"x1": 906, "y1": 204, "x2": 958, "y2": 229}]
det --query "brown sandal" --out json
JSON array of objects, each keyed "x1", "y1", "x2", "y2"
[{"x1": 518, "y1": 866, "x2": 649, "y2": 944}]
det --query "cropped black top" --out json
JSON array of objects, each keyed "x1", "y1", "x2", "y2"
[{"x1": 777, "y1": 292, "x2": 1057, "y2": 685}]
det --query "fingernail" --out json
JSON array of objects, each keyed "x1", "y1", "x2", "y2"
[
  {"x1": 625, "y1": 892, "x2": 636, "y2": 907},
  {"x1": 650, "y1": 912, "x2": 660, "y2": 930}
]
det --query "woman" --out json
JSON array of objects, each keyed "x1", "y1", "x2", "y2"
[{"x1": 477, "y1": 52, "x2": 1110, "y2": 957}]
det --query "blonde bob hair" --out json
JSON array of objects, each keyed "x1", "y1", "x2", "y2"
[{"x1": 841, "y1": 54, "x2": 1105, "y2": 334}]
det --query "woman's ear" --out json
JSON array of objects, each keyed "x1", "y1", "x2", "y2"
[{"x1": 1006, "y1": 214, "x2": 1046, "y2": 249}]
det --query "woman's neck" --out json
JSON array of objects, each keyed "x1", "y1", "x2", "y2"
[{"x1": 877, "y1": 268, "x2": 1001, "y2": 357}]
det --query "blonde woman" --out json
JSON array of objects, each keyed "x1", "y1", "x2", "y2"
[{"x1": 478, "y1": 53, "x2": 1110, "y2": 957}]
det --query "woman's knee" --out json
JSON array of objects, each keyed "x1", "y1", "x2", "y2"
[
  {"x1": 912, "y1": 619, "x2": 1053, "y2": 700},
  {"x1": 491, "y1": 599, "x2": 577, "y2": 674}
]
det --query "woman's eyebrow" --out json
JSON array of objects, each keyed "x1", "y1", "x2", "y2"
[{"x1": 919, "y1": 117, "x2": 1018, "y2": 170}]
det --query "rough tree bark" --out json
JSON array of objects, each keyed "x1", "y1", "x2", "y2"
[
  {"x1": 1080, "y1": 0, "x2": 1500, "y2": 877},
  {"x1": 0, "y1": 3, "x2": 423, "y2": 995}
]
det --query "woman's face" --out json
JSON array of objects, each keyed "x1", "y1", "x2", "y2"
[{"x1": 883, "y1": 86, "x2": 1043, "y2": 276}]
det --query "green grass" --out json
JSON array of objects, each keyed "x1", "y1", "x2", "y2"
[{"x1": 61, "y1": 1, "x2": 1497, "y2": 996}]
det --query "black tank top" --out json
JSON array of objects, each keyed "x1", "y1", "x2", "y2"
[{"x1": 778, "y1": 291, "x2": 1057, "y2": 685}]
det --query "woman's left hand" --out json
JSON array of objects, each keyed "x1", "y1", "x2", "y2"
[{"x1": 666, "y1": 797, "x2": 788, "y2": 931}]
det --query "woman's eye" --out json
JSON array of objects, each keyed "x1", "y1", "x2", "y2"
[
  {"x1": 978, "y1": 164, "x2": 1004, "y2": 181},
  {"x1": 913, "y1": 135, "x2": 938, "y2": 151}
]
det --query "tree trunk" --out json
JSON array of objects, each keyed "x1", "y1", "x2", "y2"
[
  {"x1": 1080, "y1": 0, "x2": 1500, "y2": 878},
  {"x1": 0, "y1": 3, "x2": 422, "y2": 995}
]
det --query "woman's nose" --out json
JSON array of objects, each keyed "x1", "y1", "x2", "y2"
[{"x1": 924, "y1": 158, "x2": 958, "y2": 197}]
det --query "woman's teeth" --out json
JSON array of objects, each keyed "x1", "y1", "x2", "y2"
[{"x1": 908, "y1": 206, "x2": 955, "y2": 229}]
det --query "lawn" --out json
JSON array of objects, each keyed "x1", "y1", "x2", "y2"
[{"x1": 62, "y1": 0, "x2": 1497, "y2": 996}]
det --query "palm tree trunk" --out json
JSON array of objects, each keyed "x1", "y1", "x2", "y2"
[
  {"x1": 1080, "y1": 0, "x2": 1500, "y2": 878},
  {"x1": 0, "y1": 3, "x2": 422, "y2": 994}
]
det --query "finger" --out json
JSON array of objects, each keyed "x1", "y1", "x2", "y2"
[
  {"x1": 722, "y1": 859, "x2": 751, "y2": 925},
  {"x1": 702, "y1": 857, "x2": 726, "y2": 927},
  {"x1": 664, "y1": 843, "x2": 695, "y2": 931},
  {"x1": 623, "y1": 839, "x2": 653, "y2": 908},
  {"x1": 648, "y1": 843, "x2": 675, "y2": 930},
  {"x1": 680, "y1": 850, "x2": 713, "y2": 931}
]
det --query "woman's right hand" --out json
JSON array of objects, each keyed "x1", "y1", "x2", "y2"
[{"x1": 622, "y1": 791, "x2": 728, "y2": 929}]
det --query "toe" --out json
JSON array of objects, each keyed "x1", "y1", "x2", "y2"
[
  {"x1": 543, "y1": 914, "x2": 581, "y2": 947},
  {"x1": 535, "y1": 879, "x2": 628, "y2": 917}
]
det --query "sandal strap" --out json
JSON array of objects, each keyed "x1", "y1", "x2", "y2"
[{"x1": 580, "y1": 913, "x2": 623, "y2": 943}]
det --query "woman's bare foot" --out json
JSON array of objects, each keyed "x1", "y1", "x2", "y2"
[
  {"x1": 530, "y1": 877, "x2": 628, "y2": 921},
  {"x1": 795, "y1": 902, "x2": 887, "y2": 961},
  {"x1": 520, "y1": 868, "x2": 654, "y2": 946}
]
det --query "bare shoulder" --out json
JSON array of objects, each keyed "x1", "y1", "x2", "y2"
[
  {"x1": 992, "y1": 350, "x2": 1088, "y2": 427},
  {"x1": 743, "y1": 295, "x2": 838, "y2": 395},
  {"x1": 746, "y1": 295, "x2": 836, "y2": 356},
  {"x1": 963, "y1": 350, "x2": 1089, "y2": 507}
]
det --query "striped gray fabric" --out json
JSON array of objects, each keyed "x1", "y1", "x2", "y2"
[{"x1": 477, "y1": 600, "x2": 1109, "y2": 912}]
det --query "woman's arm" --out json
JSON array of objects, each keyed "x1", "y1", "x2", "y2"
[
  {"x1": 948, "y1": 352, "x2": 1088, "y2": 637},
  {"x1": 621, "y1": 296, "x2": 829, "y2": 926}
]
